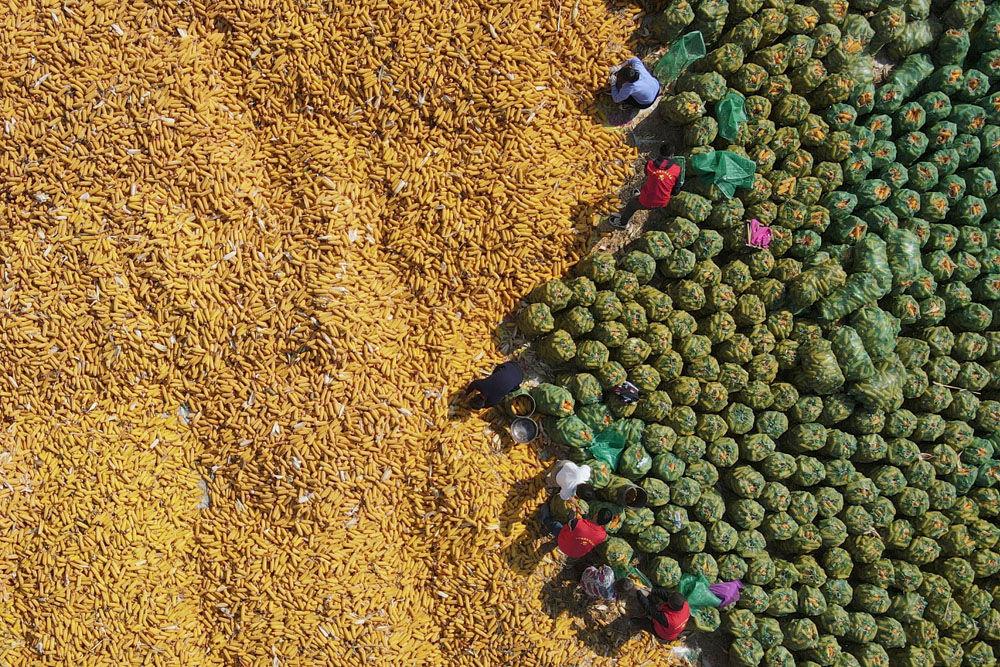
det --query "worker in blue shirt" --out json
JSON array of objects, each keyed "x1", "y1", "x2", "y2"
[{"x1": 611, "y1": 57, "x2": 660, "y2": 109}]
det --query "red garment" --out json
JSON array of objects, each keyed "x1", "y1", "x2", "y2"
[
  {"x1": 637, "y1": 159, "x2": 681, "y2": 209},
  {"x1": 556, "y1": 518, "x2": 607, "y2": 558},
  {"x1": 651, "y1": 600, "x2": 691, "y2": 641}
]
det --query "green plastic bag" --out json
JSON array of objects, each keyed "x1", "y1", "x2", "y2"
[
  {"x1": 689, "y1": 150, "x2": 756, "y2": 198},
  {"x1": 717, "y1": 92, "x2": 747, "y2": 141},
  {"x1": 588, "y1": 428, "x2": 626, "y2": 468},
  {"x1": 653, "y1": 31, "x2": 706, "y2": 83},
  {"x1": 679, "y1": 572, "x2": 722, "y2": 611}
]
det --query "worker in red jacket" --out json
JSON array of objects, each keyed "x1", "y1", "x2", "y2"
[
  {"x1": 539, "y1": 506, "x2": 613, "y2": 558},
  {"x1": 609, "y1": 146, "x2": 682, "y2": 229},
  {"x1": 634, "y1": 589, "x2": 691, "y2": 641}
]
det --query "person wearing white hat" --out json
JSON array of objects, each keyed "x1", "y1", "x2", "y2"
[{"x1": 545, "y1": 460, "x2": 593, "y2": 501}]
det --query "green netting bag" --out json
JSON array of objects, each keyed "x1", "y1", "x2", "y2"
[
  {"x1": 679, "y1": 572, "x2": 722, "y2": 611},
  {"x1": 689, "y1": 150, "x2": 756, "y2": 198},
  {"x1": 531, "y1": 383, "x2": 575, "y2": 417},
  {"x1": 717, "y1": 91, "x2": 748, "y2": 141},
  {"x1": 653, "y1": 31, "x2": 706, "y2": 83},
  {"x1": 588, "y1": 428, "x2": 625, "y2": 469},
  {"x1": 829, "y1": 327, "x2": 875, "y2": 382},
  {"x1": 547, "y1": 416, "x2": 594, "y2": 448},
  {"x1": 850, "y1": 307, "x2": 898, "y2": 361},
  {"x1": 798, "y1": 339, "x2": 846, "y2": 395},
  {"x1": 617, "y1": 443, "x2": 652, "y2": 480}
]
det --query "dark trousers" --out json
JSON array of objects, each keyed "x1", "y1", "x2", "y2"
[
  {"x1": 634, "y1": 587, "x2": 674, "y2": 638},
  {"x1": 621, "y1": 95, "x2": 657, "y2": 110},
  {"x1": 619, "y1": 197, "x2": 647, "y2": 226}
]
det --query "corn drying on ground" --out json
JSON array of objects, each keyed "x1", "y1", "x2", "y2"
[{"x1": 0, "y1": 0, "x2": 683, "y2": 664}]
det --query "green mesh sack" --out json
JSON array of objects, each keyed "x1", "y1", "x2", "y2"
[
  {"x1": 566, "y1": 276, "x2": 598, "y2": 307},
  {"x1": 628, "y1": 366, "x2": 661, "y2": 396},
  {"x1": 756, "y1": 411, "x2": 789, "y2": 441},
  {"x1": 599, "y1": 536, "x2": 634, "y2": 569},
  {"x1": 611, "y1": 271, "x2": 639, "y2": 302},
  {"x1": 596, "y1": 361, "x2": 628, "y2": 391},
  {"x1": 577, "y1": 404, "x2": 613, "y2": 434},
  {"x1": 655, "y1": 504, "x2": 688, "y2": 534},
  {"x1": 852, "y1": 584, "x2": 890, "y2": 615},
  {"x1": 815, "y1": 487, "x2": 844, "y2": 519},
  {"x1": 646, "y1": 555, "x2": 683, "y2": 590},
  {"x1": 819, "y1": 604, "x2": 851, "y2": 637},
  {"x1": 591, "y1": 291, "x2": 623, "y2": 323},
  {"x1": 547, "y1": 415, "x2": 595, "y2": 448},
  {"x1": 729, "y1": 499, "x2": 766, "y2": 531},
  {"x1": 731, "y1": 638, "x2": 764, "y2": 667},
  {"x1": 613, "y1": 338, "x2": 649, "y2": 369},
  {"x1": 563, "y1": 373, "x2": 603, "y2": 407},
  {"x1": 829, "y1": 327, "x2": 875, "y2": 382},
  {"x1": 539, "y1": 330, "x2": 576, "y2": 365},
  {"x1": 528, "y1": 279, "x2": 572, "y2": 312},
  {"x1": 635, "y1": 525, "x2": 672, "y2": 554},
  {"x1": 617, "y1": 302, "x2": 647, "y2": 336},
  {"x1": 706, "y1": 436, "x2": 739, "y2": 468},
  {"x1": 660, "y1": 248, "x2": 696, "y2": 278},
  {"x1": 517, "y1": 303, "x2": 555, "y2": 338},
  {"x1": 792, "y1": 455, "x2": 827, "y2": 487},
  {"x1": 798, "y1": 339, "x2": 846, "y2": 394},
  {"x1": 637, "y1": 231, "x2": 674, "y2": 261},
  {"x1": 725, "y1": 608, "x2": 759, "y2": 639},
  {"x1": 820, "y1": 548, "x2": 852, "y2": 581},
  {"x1": 759, "y1": 482, "x2": 791, "y2": 514},
  {"x1": 760, "y1": 452, "x2": 796, "y2": 481},
  {"x1": 762, "y1": 512, "x2": 799, "y2": 541},
  {"x1": 783, "y1": 617, "x2": 819, "y2": 651},
  {"x1": 531, "y1": 383, "x2": 575, "y2": 417},
  {"x1": 946, "y1": 612, "x2": 978, "y2": 644},
  {"x1": 767, "y1": 587, "x2": 797, "y2": 617},
  {"x1": 617, "y1": 444, "x2": 652, "y2": 480},
  {"x1": 890, "y1": 295, "x2": 920, "y2": 324},
  {"x1": 789, "y1": 491, "x2": 820, "y2": 525},
  {"x1": 640, "y1": 424, "x2": 675, "y2": 456},
  {"x1": 620, "y1": 251, "x2": 657, "y2": 285},
  {"x1": 592, "y1": 321, "x2": 628, "y2": 348},
  {"x1": 576, "y1": 251, "x2": 617, "y2": 284},
  {"x1": 842, "y1": 611, "x2": 879, "y2": 644}
]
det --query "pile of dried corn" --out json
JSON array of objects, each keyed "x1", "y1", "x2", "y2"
[{"x1": 0, "y1": 0, "x2": 664, "y2": 664}]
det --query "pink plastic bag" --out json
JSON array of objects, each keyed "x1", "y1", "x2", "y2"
[
  {"x1": 746, "y1": 219, "x2": 772, "y2": 249},
  {"x1": 709, "y1": 579, "x2": 744, "y2": 608}
]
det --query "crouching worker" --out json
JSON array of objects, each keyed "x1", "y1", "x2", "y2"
[
  {"x1": 464, "y1": 361, "x2": 524, "y2": 409},
  {"x1": 634, "y1": 588, "x2": 691, "y2": 641},
  {"x1": 545, "y1": 460, "x2": 595, "y2": 501},
  {"x1": 611, "y1": 57, "x2": 660, "y2": 110},
  {"x1": 538, "y1": 505, "x2": 613, "y2": 556},
  {"x1": 609, "y1": 145, "x2": 682, "y2": 229}
]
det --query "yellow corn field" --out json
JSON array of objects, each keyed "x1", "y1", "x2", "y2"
[{"x1": 0, "y1": 0, "x2": 671, "y2": 664}]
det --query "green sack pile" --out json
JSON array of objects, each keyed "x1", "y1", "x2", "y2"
[{"x1": 519, "y1": 2, "x2": 1000, "y2": 664}]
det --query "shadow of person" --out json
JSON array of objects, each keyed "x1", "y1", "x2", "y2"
[
  {"x1": 537, "y1": 564, "x2": 652, "y2": 657},
  {"x1": 499, "y1": 468, "x2": 558, "y2": 576}
]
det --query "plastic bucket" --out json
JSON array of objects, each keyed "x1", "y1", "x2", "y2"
[{"x1": 510, "y1": 417, "x2": 539, "y2": 443}]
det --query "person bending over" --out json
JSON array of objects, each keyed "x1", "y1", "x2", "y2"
[
  {"x1": 609, "y1": 145, "x2": 682, "y2": 229},
  {"x1": 634, "y1": 589, "x2": 691, "y2": 641},
  {"x1": 611, "y1": 57, "x2": 661, "y2": 109},
  {"x1": 465, "y1": 361, "x2": 524, "y2": 409}
]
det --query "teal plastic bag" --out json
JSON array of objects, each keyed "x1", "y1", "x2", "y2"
[
  {"x1": 679, "y1": 572, "x2": 722, "y2": 611},
  {"x1": 653, "y1": 32, "x2": 706, "y2": 83},
  {"x1": 716, "y1": 92, "x2": 747, "y2": 141},
  {"x1": 613, "y1": 563, "x2": 653, "y2": 590},
  {"x1": 689, "y1": 150, "x2": 757, "y2": 198},
  {"x1": 589, "y1": 428, "x2": 626, "y2": 468}
]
